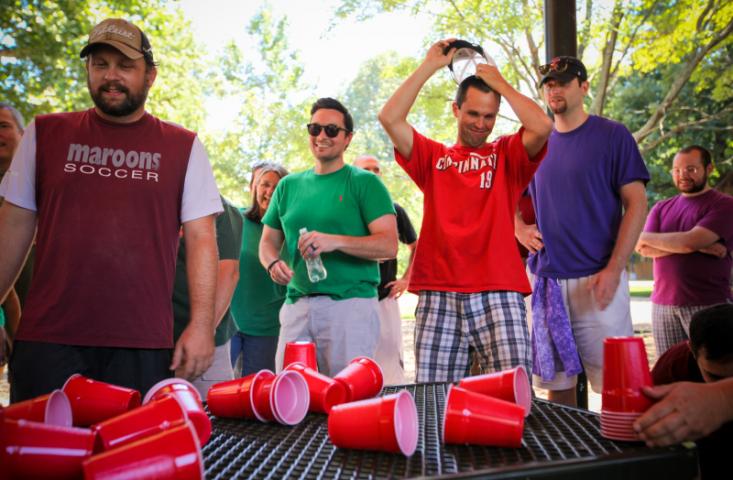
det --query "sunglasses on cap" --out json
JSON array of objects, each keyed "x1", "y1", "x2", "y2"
[
  {"x1": 538, "y1": 57, "x2": 581, "y2": 75},
  {"x1": 306, "y1": 123, "x2": 350, "y2": 138}
]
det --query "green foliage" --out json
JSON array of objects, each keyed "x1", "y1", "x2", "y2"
[
  {"x1": 0, "y1": 0, "x2": 208, "y2": 132},
  {"x1": 334, "y1": 0, "x2": 733, "y2": 204},
  {"x1": 202, "y1": 8, "x2": 314, "y2": 204}
]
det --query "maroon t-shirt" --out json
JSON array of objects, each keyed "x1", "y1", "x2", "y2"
[
  {"x1": 644, "y1": 189, "x2": 733, "y2": 306},
  {"x1": 16, "y1": 109, "x2": 195, "y2": 348}
]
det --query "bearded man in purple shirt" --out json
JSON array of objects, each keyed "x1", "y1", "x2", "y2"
[
  {"x1": 636, "y1": 145, "x2": 733, "y2": 356},
  {"x1": 515, "y1": 56, "x2": 649, "y2": 407}
]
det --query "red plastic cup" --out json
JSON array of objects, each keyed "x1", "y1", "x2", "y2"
[
  {"x1": 328, "y1": 390, "x2": 418, "y2": 456},
  {"x1": 251, "y1": 370, "x2": 310, "y2": 425},
  {"x1": 207, "y1": 371, "x2": 270, "y2": 419},
  {"x1": 602, "y1": 337, "x2": 654, "y2": 414},
  {"x1": 2, "y1": 389, "x2": 73, "y2": 426},
  {"x1": 82, "y1": 421, "x2": 204, "y2": 480},
  {"x1": 333, "y1": 356, "x2": 384, "y2": 402},
  {"x1": 283, "y1": 341, "x2": 318, "y2": 371},
  {"x1": 443, "y1": 385, "x2": 525, "y2": 448},
  {"x1": 62, "y1": 374, "x2": 141, "y2": 427},
  {"x1": 143, "y1": 378, "x2": 202, "y2": 406},
  {"x1": 91, "y1": 393, "x2": 188, "y2": 452},
  {"x1": 458, "y1": 366, "x2": 532, "y2": 417},
  {"x1": 144, "y1": 377, "x2": 211, "y2": 446},
  {"x1": 284, "y1": 362, "x2": 348, "y2": 414},
  {"x1": 1, "y1": 417, "x2": 96, "y2": 479}
]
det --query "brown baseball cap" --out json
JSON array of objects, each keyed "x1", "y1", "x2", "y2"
[{"x1": 79, "y1": 18, "x2": 153, "y2": 61}]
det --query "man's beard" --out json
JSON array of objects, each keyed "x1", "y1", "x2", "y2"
[
  {"x1": 549, "y1": 98, "x2": 567, "y2": 114},
  {"x1": 677, "y1": 172, "x2": 708, "y2": 194},
  {"x1": 88, "y1": 80, "x2": 149, "y2": 117}
]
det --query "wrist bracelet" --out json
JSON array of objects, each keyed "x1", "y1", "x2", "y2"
[{"x1": 267, "y1": 258, "x2": 281, "y2": 274}]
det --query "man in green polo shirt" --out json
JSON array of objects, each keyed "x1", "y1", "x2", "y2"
[
  {"x1": 260, "y1": 97, "x2": 398, "y2": 376},
  {"x1": 173, "y1": 196, "x2": 243, "y2": 397}
]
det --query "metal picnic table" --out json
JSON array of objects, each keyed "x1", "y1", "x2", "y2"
[{"x1": 202, "y1": 383, "x2": 698, "y2": 479}]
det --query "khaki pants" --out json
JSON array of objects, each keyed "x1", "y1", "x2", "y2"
[{"x1": 276, "y1": 296, "x2": 380, "y2": 377}]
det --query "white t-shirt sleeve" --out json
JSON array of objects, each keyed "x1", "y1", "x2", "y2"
[
  {"x1": 0, "y1": 120, "x2": 37, "y2": 211},
  {"x1": 181, "y1": 136, "x2": 223, "y2": 223}
]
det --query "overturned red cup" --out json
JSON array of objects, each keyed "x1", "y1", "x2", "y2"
[
  {"x1": 283, "y1": 341, "x2": 318, "y2": 371},
  {"x1": 91, "y1": 393, "x2": 188, "y2": 452},
  {"x1": 284, "y1": 362, "x2": 348, "y2": 414},
  {"x1": 207, "y1": 371, "x2": 268, "y2": 419},
  {"x1": 143, "y1": 377, "x2": 202, "y2": 406},
  {"x1": 333, "y1": 356, "x2": 384, "y2": 402},
  {"x1": 602, "y1": 337, "x2": 653, "y2": 414},
  {"x1": 62, "y1": 374, "x2": 141, "y2": 427},
  {"x1": 458, "y1": 365, "x2": 532, "y2": 416},
  {"x1": 252, "y1": 370, "x2": 310, "y2": 425},
  {"x1": 82, "y1": 421, "x2": 204, "y2": 480},
  {"x1": 443, "y1": 385, "x2": 525, "y2": 448},
  {"x1": 328, "y1": 390, "x2": 418, "y2": 456},
  {"x1": 1, "y1": 417, "x2": 96, "y2": 479},
  {"x1": 2, "y1": 389, "x2": 73, "y2": 426}
]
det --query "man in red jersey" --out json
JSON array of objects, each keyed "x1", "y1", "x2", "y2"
[{"x1": 379, "y1": 39, "x2": 552, "y2": 382}]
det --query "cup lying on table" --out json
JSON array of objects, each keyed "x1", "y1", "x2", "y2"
[
  {"x1": 333, "y1": 356, "x2": 384, "y2": 402},
  {"x1": 207, "y1": 370, "x2": 271, "y2": 419},
  {"x1": 458, "y1": 365, "x2": 532, "y2": 417},
  {"x1": 443, "y1": 385, "x2": 525, "y2": 448},
  {"x1": 62, "y1": 373, "x2": 141, "y2": 427},
  {"x1": 91, "y1": 393, "x2": 188, "y2": 452},
  {"x1": 2, "y1": 389, "x2": 73, "y2": 426},
  {"x1": 284, "y1": 362, "x2": 348, "y2": 414},
  {"x1": 144, "y1": 377, "x2": 211, "y2": 446},
  {"x1": 251, "y1": 369, "x2": 310, "y2": 425},
  {"x1": 328, "y1": 390, "x2": 418, "y2": 456},
  {"x1": 82, "y1": 421, "x2": 204, "y2": 480},
  {"x1": 1, "y1": 416, "x2": 96, "y2": 479}
]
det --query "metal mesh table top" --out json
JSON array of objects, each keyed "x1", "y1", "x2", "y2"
[{"x1": 202, "y1": 383, "x2": 698, "y2": 479}]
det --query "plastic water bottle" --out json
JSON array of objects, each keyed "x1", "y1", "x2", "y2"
[{"x1": 299, "y1": 228, "x2": 327, "y2": 283}]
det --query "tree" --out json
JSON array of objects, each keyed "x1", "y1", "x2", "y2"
[
  {"x1": 202, "y1": 8, "x2": 315, "y2": 204},
  {"x1": 0, "y1": 1, "x2": 209, "y2": 132},
  {"x1": 335, "y1": 0, "x2": 733, "y2": 197}
]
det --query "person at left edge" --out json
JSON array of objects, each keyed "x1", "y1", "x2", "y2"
[{"x1": 0, "y1": 18, "x2": 222, "y2": 402}]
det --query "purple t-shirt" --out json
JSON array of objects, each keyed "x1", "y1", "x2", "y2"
[
  {"x1": 645, "y1": 189, "x2": 733, "y2": 306},
  {"x1": 528, "y1": 115, "x2": 649, "y2": 278}
]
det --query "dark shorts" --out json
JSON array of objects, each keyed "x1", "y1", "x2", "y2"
[{"x1": 9, "y1": 340, "x2": 172, "y2": 403}]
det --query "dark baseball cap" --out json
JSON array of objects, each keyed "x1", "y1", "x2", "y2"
[
  {"x1": 539, "y1": 56, "x2": 587, "y2": 85},
  {"x1": 80, "y1": 18, "x2": 154, "y2": 63}
]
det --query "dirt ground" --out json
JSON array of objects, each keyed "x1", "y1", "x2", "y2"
[{"x1": 0, "y1": 294, "x2": 657, "y2": 410}]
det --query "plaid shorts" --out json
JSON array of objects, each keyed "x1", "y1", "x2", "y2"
[
  {"x1": 652, "y1": 303, "x2": 715, "y2": 356},
  {"x1": 414, "y1": 290, "x2": 531, "y2": 383}
]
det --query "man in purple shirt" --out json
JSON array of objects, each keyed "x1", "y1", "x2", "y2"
[
  {"x1": 636, "y1": 145, "x2": 733, "y2": 356},
  {"x1": 515, "y1": 56, "x2": 649, "y2": 407}
]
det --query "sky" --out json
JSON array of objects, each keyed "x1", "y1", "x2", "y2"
[{"x1": 179, "y1": 0, "x2": 434, "y2": 131}]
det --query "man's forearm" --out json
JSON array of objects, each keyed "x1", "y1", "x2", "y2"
[
  {"x1": 333, "y1": 232, "x2": 398, "y2": 260},
  {"x1": 640, "y1": 231, "x2": 716, "y2": 254},
  {"x1": 184, "y1": 219, "x2": 218, "y2": 332},
  {"x1": 607, "y1": 187, "x2": 647, "y2": 274},
  {"x1": 0, "y1": 203, "x2": 36, "y2": 301},
  {"x1": 495, "y1": 81, "x2": 553, "y2": 143},
  {"x1": 636, "y1": 244, "x2": 674, "y2": 258},
  {"x1": 213, "y1": 260, "x2": 238, "y2": 328},
  {"x1": 401, "y1": 244, "x2": 417, "y2": 280}
]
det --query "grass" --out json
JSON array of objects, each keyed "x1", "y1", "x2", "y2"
[{"x1": 629, "y1": 280, "x2": 654, "y2": 298}]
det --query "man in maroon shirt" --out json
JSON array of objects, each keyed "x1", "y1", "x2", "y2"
[
  {"x1": 0, "y1": 19, "x2": 222, "y2": 401},
  {"x1": 636, "y1": 304, "x2": 733, "y2": 479}
]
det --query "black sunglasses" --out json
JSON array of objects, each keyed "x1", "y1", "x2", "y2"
[
  {"x1": 306, "y1": 123, "x2": 349, "y2": 138},
  {"x1": 538, "y1": 57, "x2": 582, "y2": 75}
]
